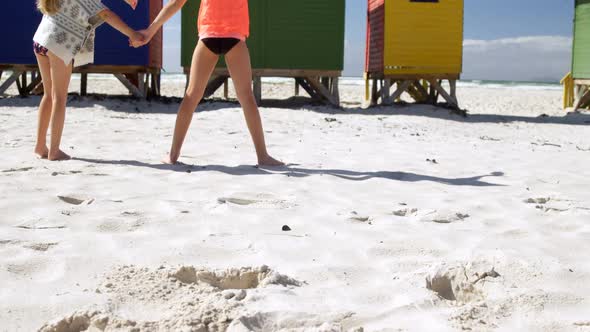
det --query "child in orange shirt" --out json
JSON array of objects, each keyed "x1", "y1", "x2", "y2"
[{"x1": 134, "y1": 0, "x2": 283, "y2": 166}]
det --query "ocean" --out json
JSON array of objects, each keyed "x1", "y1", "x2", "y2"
[{"x1": 2, "y1": 70, "x2": 562, "y2": 91}]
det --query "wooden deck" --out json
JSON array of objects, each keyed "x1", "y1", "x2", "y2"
[
  {"x1": 183, "y1": 67, "x2": 342, "y2": 106},
  {"x1": 0, "y1": 64, "x2": 161, "y2": 98},
  {"x1": 572, "y1": 79, "x2": 590, "y2": 111},
  {"x1": 364, "y1": 72, "x2": 464, "y2": 115}
]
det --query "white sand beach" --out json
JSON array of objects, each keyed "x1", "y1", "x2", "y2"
[{"x1": 1, "y1": 78, "x2": 590, "y2": 331}]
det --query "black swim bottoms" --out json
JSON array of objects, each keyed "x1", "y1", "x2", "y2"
[{"x1": 201, "y1": 38, "x2": 241, "y2": 55}]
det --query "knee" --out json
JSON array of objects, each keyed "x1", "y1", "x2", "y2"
[
  {"x1": 237, "y1": 90, "x2": 257, "y2": 108},
  {"x1": 41, "y1": 93, "x2": 52, "y2": 105},
  {"x1": 51, "y1": 92, "x2": 67, "y2": 107},
  {"x1": 183, "y1": 88, "x2": 203, "y2": 108},
  {"x1": 234, "y1": 84, "x2": 255, "y2": 100},
  {"x1": 234, "y1": 83, "x2": 252, "y2": 98}
]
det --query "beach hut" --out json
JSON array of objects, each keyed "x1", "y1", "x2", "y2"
[
  {"x1": 0, "y1": 0, "x2": 163, "y2": 98},
  {"x1": 365, "y1": 0, "x2": 464, "y2": 110},
  {"x1": 568, "y1": 0, "x2": 590, "y2": 110},
  {"x1": 181, "y1": 0, "x2": 345, "y2": 105}
]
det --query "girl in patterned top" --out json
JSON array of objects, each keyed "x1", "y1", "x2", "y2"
[
  {"x1": 132, "y1": 0, "x2": 284, "y2": 166},
  {"x1": 33, "y1": 0, "x2": 144, "y2": 160}
]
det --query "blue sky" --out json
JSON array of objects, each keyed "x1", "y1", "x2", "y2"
[{"x1": 163, "y1": 0, "x2": 575, "y2": 81}]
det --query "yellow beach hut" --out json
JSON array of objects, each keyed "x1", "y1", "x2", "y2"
[{"x1": 365, "y1": 0, "x2": 464, "y2": 111}]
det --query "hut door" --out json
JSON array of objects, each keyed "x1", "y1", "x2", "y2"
[{"x1": 384, "y1": 0, "x2": 463, "y2": 75}]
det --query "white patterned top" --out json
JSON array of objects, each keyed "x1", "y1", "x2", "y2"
[{"x1": 33, "y1": 0, "x2": 107, "y2": 67}]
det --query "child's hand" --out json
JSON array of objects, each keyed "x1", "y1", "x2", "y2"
[
  {"x1": 124, "y1": 0, "x2": 138, "y2": 10},
  {"x1": 129, "y1": 31, "x2": 147, "y2": 48}
]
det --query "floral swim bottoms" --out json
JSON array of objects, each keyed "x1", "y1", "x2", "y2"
[{"x1": 33, "y1": 42, "x2": 49, "y2": 57}]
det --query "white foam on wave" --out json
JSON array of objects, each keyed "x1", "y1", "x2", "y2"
[{"x1": 60, "y1": 73, "x2": 561, "y2": 91}]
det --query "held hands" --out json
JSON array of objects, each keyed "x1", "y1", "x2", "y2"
[
  {"x1": 125, "y1": 0, "x2": 150, "y2": 49},
  {"x1": 129, "y1": 30, "x2": 148, "y2": 48},
  {"x1": 129, "y1": 30, "x2": 152, "y2": 48}
]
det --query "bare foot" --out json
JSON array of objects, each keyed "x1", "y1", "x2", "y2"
[
  {"x1": 162, "y1": 153, "x2": 179, "y2": 165},
  {"x1": 258, "y1": 155, "x2": 285, "y2": 167},
  {"x1": 48, "y1": 150, "x2": 71, "y2": 161},
  {"x1": 34, "y1": 145, "x2": 49, "y2": 159}
]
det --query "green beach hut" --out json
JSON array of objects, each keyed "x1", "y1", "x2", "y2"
[
  {"x1": 181, "y1": 0, "x2": 345, "y2": 105},
  {"x1": 568, "y1": 0, "x2": 590, "y2": 110}
]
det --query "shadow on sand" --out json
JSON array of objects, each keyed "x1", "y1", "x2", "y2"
[
  {"x1": 2, "y1": 93, "x2": 589, "y2": 126},
  {"x1": 73, "y1": 157, "x2": 505, "y2": 187}
]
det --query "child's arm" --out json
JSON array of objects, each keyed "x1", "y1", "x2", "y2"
[
  {"x1": 98, "y1": 9, "x2": 144, "y2": 44},
  {"x1": 132, "y1": 0, "x2": 186, "y2": 47}
]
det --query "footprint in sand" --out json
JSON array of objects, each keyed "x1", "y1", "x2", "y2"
[
  {"x1": 348, "y1": 211, "x2": 371, "y2": 223},
  {"x1": 367, "y1": 245, "x2": 443, "y2": 260},
  {"x1": 60, "y1": 209, "x2": 79, "y2": 217},
  {"x1": 479, "y1": 136, "x2": 501, "y2": 142},
  {"x1": 524, "y1": 196, "x2": 582, "y2": 213},
  {"x1": 501, "y1": 229, "x2": 528, "y2": 239},
  {"x1": 96, "y1": 218, "x2": 144, "y2": 233},
  {"x1": 0, "y1": 239, "x2": 22, "y2": 247},
  {"x1": 6, "y1": 260, "x2": 44, "y2": 276},
  {"x1": 421, "y1": 211, "x2": 470, "y2": 224},
  {"x1": 121, "y1": 210, "x2": 142, "y2": 217},
  {"x1": 392, "y1": 207, "x2": 419, "y2": 217},
  {"x1": 15, "y1": 219, "x2": 67, "y2": 230},
  {"x1": 57, "y1": 195, "x2": 95, "y2": 205},
  {"x1": 97, "y1": 211, "x2": 145, "y2": 233},
  {"x1": 6, "y1": 257, "x2": 63, "y2": 281},
  {"x1": 23, "y1": 242, "x2": 58, "y2": 252},
  {"x1": 524, "y1": 197, "x2": 551, "y2": 205},
  {"x1": 229, "y1": 312, "x2": 352, "y2": 331},
  {"x1": 217, "y1": 192, "x2": 294, "y2": 209},
  {"x1": 525, "y1": 197, "x2": 559, "y2": 212}
]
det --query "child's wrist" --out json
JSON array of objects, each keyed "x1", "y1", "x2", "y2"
[{"x1": 148, "y1": 26, "x2": 158, "y2": 37}]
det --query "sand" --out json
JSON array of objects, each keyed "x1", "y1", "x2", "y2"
[{"x1": 1, "y1": 77, "x2": 590, "y2": 331}]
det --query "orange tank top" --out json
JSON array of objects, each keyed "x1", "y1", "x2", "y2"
[{"x1": 198, "y1": 0, "x2": 250, "y2": 39}]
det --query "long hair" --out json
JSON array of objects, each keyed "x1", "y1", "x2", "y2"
[{"x1": 37, "y1": 0, "x2": 60, "y2": 15}]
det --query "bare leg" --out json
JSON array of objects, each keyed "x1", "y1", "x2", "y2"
[
  {"x1": 225, "y1": 42, "x2": 284, "y2": 166},
  {"x1": 34, "y1": 54, "x2": 53, "y2": 159},
  {"x1": 163, "y1": 41, "x2": 219, "y2": 164},
  {"x1": 47, "y1": 52, "x2": 73, "y2": 161}
]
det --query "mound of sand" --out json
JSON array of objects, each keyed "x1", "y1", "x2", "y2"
[{"x1": 39, "y1": 265, "x2": 301, "y2": 332}]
